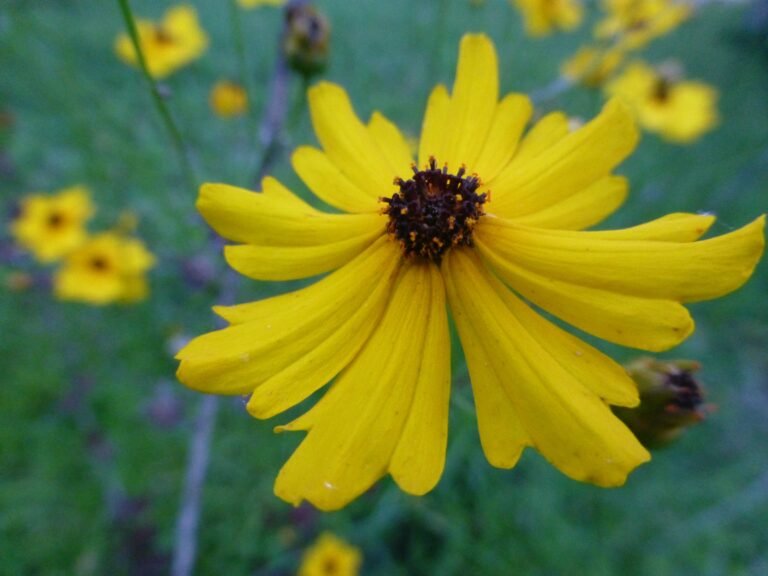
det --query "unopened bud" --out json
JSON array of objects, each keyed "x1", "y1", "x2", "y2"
[
  {"x1": 613, "y1": 357, "x2": 711, "y2": 448},
  {"x1": 283, "y1": 3, "x2": 330, "y2": 77}
]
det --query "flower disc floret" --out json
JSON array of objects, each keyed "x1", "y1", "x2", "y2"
[{"x1": 383, "y1": 158, "x2": 487, "y2": 263}]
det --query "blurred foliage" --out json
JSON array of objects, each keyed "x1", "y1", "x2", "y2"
[{"x1": 1, "y1": 0, "x2": 767, "y2": 575}]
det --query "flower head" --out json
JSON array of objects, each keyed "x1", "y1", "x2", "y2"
[
  {"x1": 115, "y1": 5, "x2": 208, "y2": 79},
  {"x1": 177, "y1": 34, "x2": 764, "y2": 510},
  {"x1": 10, "y1": 186, "x2": 94, "y2": 263},
  {"x1": 512, "y1": 0, "x2": 584, "y2": 36},
  {"x1": 595, "y1": 0, "x2": 692, "y2": 50},
  {"x1": 210, "y1": 81, "x2": 249, "y2": 119},
  {"x1": 298, "y1": 533, "x2": 361, "y2": 576},
  {"x1": 606, "y1": 61, "x2": 718, "y2": 143},
  {"x1": 54, "y1": 232, "x2": 155, "y2": 305},
  {"x1": 562, "y1": 46, "x2": 625, "y2": 87},
  {"x1": 238, "y1": 0, "x2": 285, "y2": 8}
]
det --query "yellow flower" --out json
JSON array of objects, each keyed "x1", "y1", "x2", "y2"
[
  {"x1": 238, "y1": 0, "x2": 285, "y2": 8},
  {"x1": 210, "y1": 81, "x2": 249, "y2": 118},
  {"x1": 176, "y1": 34, "x2": 764, "y2": 510},
  {"x1": 298, "y1": 533, "x2": 361, "y2": 576},
  {"x1": 595, "y1": 0, "x2": 692, "y2": 50},
  {"x1": 561, "y1": 46, "x2": 625, "y2": 87},
  {"x1": 512, "y1": 0, "x2": 583, "y2": 36},
  {"x1": 114, "y1": 5, "x2": 208, "y2": 79},
  {"x1": 10, "y1": 186, "x2": 94, "y2": 263},
  {"x1": 53, "y1": 232, "x2": 155, "y2": 305},
  {"x1": 606, "y1": 61, "x2": 719, "y2": 143}
]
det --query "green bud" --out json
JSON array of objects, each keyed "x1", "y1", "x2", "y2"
[
  {"x1": 283, "y1": 4, "x2": 330, "y2": 77},
  {"x1": 613, "y1": 357, "x2": 710, "y2": 449}
]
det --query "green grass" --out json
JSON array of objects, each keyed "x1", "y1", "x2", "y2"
[{"x1": 1, "y1": 1, "x2": 767, "y2": 574}]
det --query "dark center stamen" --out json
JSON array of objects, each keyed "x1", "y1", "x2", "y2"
[
  {"x1": 154, "y1": 26, "x2": 175, "y2": 45},
  {"x1": 652, "y1": 77, "x2": 671, "y2": 102},
  {"x1": 47, "y1": 212, "x2": 65, "y2": 229},
  {"x1": 90, "y1": 256, "x2": 110, "y2": 272},
  {"x1": 382, "y1": 157, "x2": 488, "y2": 263}
]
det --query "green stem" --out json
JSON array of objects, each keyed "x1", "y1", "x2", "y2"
[{"x1": 116, "y1": 0, "x2": 197, "y2": 193}]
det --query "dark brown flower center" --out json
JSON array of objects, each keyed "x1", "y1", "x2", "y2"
[
  {"x1": 382, "y1": 157, "x2": 487, "y2": 263},
  {"x1": 47, "y1": 211, "x2": 65, "y2": 229},
  {"x1": 90, "y1": 256, "x2": 110, "y2": 272}
]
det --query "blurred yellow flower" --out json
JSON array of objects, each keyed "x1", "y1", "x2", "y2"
[
  {"x1": 606, "y1": 61, "x2": 718, "y2": 143},
  {"x1": 10, "y1": 186, "x2": 94, "y2": 263},
  {"x1": 115, "y1": 5, "x2": 208, "y2": 79},
  {"x1": 595, "y1": 0, "x2": 692, "y2": 50},
  {"x1": 298, "y1": 533, "x2": 361, "y2": 576},
  {"x1": 238, "y1": 0, "x2": 285, "y2": 8},
  {"x1": 53, "y1": 232, "x2": 155, "y2": 305},
  {"x1": 512, "y1": 0, "x2": 583, "y2": 36},
  {"x1": 177, "y1": 35, "x2": 764, "y2": 510},
  {"x1": 562, "y1": 46, "x2": 625, "y2": 87},
  {"x1": 209, "y1": 81, "x2": 249, "y2": 118}
]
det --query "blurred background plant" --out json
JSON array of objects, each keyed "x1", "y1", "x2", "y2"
[{"x1": 1, "y1": 0, "x2": 767, "y2": 575}]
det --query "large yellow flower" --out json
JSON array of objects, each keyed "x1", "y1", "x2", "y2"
[
  {"x1": 10, "y1": 185, "x2": 94, "y2": 263},
  {"x1": 606, "y1": 61, "x2": 718, "y2": 143},
  {"x1": 115, "y1": 5, "x2": 208, "y2": 79},
  {"x1": 54, "y1": 232, "x2": 155, "y2": 305},
  {"x1": 177, "y1": 34, "x2": 764, "y2": 510}
]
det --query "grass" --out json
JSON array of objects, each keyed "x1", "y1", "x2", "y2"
[{"x1": 1, "y1": 0, "x2": 767, "y2": 574}]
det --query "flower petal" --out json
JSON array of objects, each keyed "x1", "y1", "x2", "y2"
[
  {"x1": 444, "y1": 249, "x2": 650, "y2": 486},
  {"x1": 442, "y1": 34, "x2": 499, "y2": 171},
  {"x1": 292, "y1": 146, "x2": 380, "y2": 213},
  {"x1": 368, "y1": 111, "x2": 413, "y2": 178},
  {"x1": 418, "y1": 84, "x2": 450, "y2": 167},
  {"x1": 509, "y1": 111, "x2": 570, "y2": 165},
  {"x1": 273, "y1": 263, "x2": 436, "y2": 510},
  {"x1": 176, "y1": 238, "x2": 400, "y2": 395},
  {"x1": 472, "y1": 94, "x2": 533, "y2": 182},
  {"x1": 198, "y1": 180, "x2": 383, "y2": 245},
  {"x1": 490, "y1": 99, "x2": 638, "y2": 217},
  {"x1": 477, "y1": 215, "x2": 765, "y2": 302},
  {"x1": 388, "y1": 265, "x2": 451, "y2": 495},
  {"x1": 308, "y1": 82, "x2": 398, "y2": 200}
]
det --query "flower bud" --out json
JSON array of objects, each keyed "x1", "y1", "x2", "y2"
[{"x1": 283, "y1": 3, "x2": 330, "y2": 77}]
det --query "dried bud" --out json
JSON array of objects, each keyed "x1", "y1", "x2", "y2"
[
  {"x1": 283, "y1": 3, "x2": 330, "y2": 77},
  {"x1": 613, "y1": 357, "x2": 711, "y2": 449}
]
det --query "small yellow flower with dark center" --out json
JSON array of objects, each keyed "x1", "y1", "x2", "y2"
[
  {"x1": 54, "y1": 232, "x2": 155, "y2": 305},
  {"x1": 114, "y1": 5, "x2": 208, "y2": 79},
  {"x1": 177, "y1": 34, "x2": 764, "y2": 511},
  {"x1": 10, "y1": 186, "x2": 94, "y2": 263},
  {"x1": 210, "y1": 81, "x2": 249, "y2": 119},
  {"x1": 595, "y1": 0, "x2": 692, "y2": 50},
  {"x1": 298, "y1": 533, "x2": 361, "y2": 576},
  {"x1": 606, "y1": 61, "x2": 718, "y2": 143},
  {"x1": 512, "y1": 0, "x2": 584, "y2": 36}
]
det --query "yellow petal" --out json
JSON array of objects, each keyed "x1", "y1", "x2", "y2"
[
  {"x1": 418, "y1": 84, "x2": 450, "y2": 168},
  {"x1": 368, "y1": 111, "x2": 413, "y2": 178},
  {"x1": 198, "y1": 180, "x2": 383, "y2": 246},
  {"x1": 509, "y1": 111, "x2": 570, "y2": 165},
  {"x1": 472, "y1": 94, "x2": 533, "y2": 182},
  {"x1": 444, "y1": 249, "x2": 650, "y2": 486},
  {"x1": 308, "y1": 82, "x2": 398, "y2": 200},
  {"x1": 224, "y1": 228, "x2": 382, "y2": 281},
  {"x1": 273, "y1": 263, "x2": 436, "y2": 510},
  {"x1": 509, "y1": 176, "x2": 628, "y2": 229},
  {"x1": 176, "y1": 238, "x2": 400, "y2": 395},
  {"x1": 389, "y1": 265, "x2": 451, "y2": 495},
  {"x1": 442, "y1": 34, "x2": 499, "y2": 171},
  {"x1": 292, "y1": 146, "x2": 380, "y2": 213},
  {"x1": 490, "y1": 99, "x2": 638, "y2": 217},
  {"x1": 478, "y1": 215, "x2": 765, "y2": 302}
]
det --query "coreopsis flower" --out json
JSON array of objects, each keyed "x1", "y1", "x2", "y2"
[
  {"x1": 561, "y1": 46, "x2": 625, "y2": 87},
  {"x1": 177, "y1": 34, "x2": 764, "y2": 510},
  {"x1": 284, "y1": 4, "x2": 331, "y2": 77},
  {"x1": 595, "y1": 0, "x2": 692, "y2": 50},
  {"x1": 238, "y1": 0, "x2": 285, "y2": 8},
  {"x1": 114, "y1": 5, "x2": 208, "y2": 79},
  {"x1": 606, "y1": 61, "x2": 718, "y2": 143},
  {"x1": 53, "y1": 232, "x2": 155, "y2": 305},
  {"x1": 298, "y1": 533, "x2": 361, "y2": 576},
  {"x1": 209, "y1": 81, "x2": 249, "y2": 118},
  {"x1": 512, "y1": 0, "x2": 583, "y2": 36},
  {"x1": 10, "y1": 186, "x2": 94, "y2": 263}
]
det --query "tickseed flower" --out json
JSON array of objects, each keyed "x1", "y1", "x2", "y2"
[
  {"x1": 177, "y1": 34, "x2": 765, "y2": 510},
  {"x1": 298, "y1": 533, "x2": 361, "y2": 576},
  {"x1": 511, "y1": 0, "x2": 583, "y2": 36},
  {"x1": 10, "y1": 186, "x2": 94, "y2": 263},
  {"x1": 595, "y1": 0, "x2": 692, "y2": 50},
  {"x1": 114, "y1": 5, "x2": 208, "y2": 79},
  {"x1": 606, "y1": 61, "x2": 718, "y2": 143},
  {"x1": 210, "y1": 81, "x2": 249, "y2": 118},
  {"x1": 238, "y1": 0, "x2": 285, "y2": 8},
  {"x1": 561, "y1": 46, "x2": 625, "y2": 87},
  {"x1": 54, "y1": 232, "x2": 155, "y2": 305}
]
